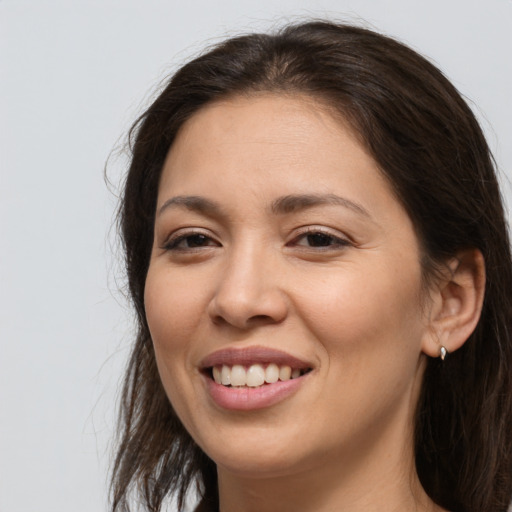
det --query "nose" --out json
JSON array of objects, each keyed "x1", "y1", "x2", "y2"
[{"x1": 207, "y1": 242, "x2": 288, "y2": 330}]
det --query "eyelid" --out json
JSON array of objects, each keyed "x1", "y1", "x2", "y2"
[
  {"x1": 161, "y1": 227, "x2": 221, "y2": 251},
  {"x1": 288, "y1": 225, "x2": 353, "y2": 248}
]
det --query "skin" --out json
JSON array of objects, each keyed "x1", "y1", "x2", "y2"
[{"x1": 144, "y1": 94, "x2": 470, "y2": 512}]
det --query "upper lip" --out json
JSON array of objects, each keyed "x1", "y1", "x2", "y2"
[{"x1": 200, "y1": 346, "x2": 313, "y2": 370}]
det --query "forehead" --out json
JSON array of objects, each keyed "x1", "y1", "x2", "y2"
[
  {"x1": 160, "y1": 94, "x2": 379, "y2": 193},
  {"x1": 183, "y1": 93, "x2": 348, "y2": 139}
]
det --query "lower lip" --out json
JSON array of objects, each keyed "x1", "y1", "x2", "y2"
[{"x1": 205, "y1": 375, "x2": 307, "y2": 411}]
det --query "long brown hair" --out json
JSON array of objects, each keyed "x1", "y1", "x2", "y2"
[{"x1": 111, "y1": 21, "x2": 512, "y2": 512}]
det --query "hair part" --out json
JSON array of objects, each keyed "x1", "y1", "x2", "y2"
[{"x1": 111, "y1": 20, "x2": 512, "y2": 512}]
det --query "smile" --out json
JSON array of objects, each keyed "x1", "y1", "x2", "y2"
[{"x1": 200, "y1": 347, "x2": 314, "y2": 410}]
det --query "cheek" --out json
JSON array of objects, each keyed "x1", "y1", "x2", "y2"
[
  {"x1": 293, "y1": 257, "x2": 425, "y2": 362},
  {"x1": 295, "y1": 262, "x2": 426, "y2": 430},
  {"x1": 145, "y1": 266, "x2": 205, "y2": 344}
]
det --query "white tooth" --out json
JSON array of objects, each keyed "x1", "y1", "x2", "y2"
[
  {"x1": 221, "y1": 365, "x2": 231, "y2": 385},
  {"x1": 230, "y1": 365, "x2": 247, "y2": 387},
  {"x1": 265, "y1": 363, "x2": 279, "y2": 383},
  {"x1": 291, "y1": 368, "x2": 300, "y2": 379},
  {"x1": 279, "y1": 365, "x2": 292, "y2": 381},
  {"x1": 247, "y1": 364, "x2": 265, "y2": 387},
  {"x1": 213, "y1": 366, "x2": 222, "y2": 384}
]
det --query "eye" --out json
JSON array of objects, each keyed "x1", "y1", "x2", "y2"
[
  {"x1": 163, "y1": 231, "x2": 220, "y2": 251},
  {"x1": 289, "y1": 228, "x2": 352, "y2": 250}
]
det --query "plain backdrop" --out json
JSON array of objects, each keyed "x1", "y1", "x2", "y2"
[{"x1": 1, "y1": 1, "x2": 511, "y2": 511}]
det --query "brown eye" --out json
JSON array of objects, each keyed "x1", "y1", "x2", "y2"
[
  {"x1": 181, "y1": 234, "x2": 211, "y2": 248},
  {"x1": 305, "y1": 233, "x2": 335, "y2": 247},
  {"x1": 164, "y1": 232, "x2": 219, "y2": 251},
  {"x1": 292, "y1": 230, "x2": 351, "y2": 249}
]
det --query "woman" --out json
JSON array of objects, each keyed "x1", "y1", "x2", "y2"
[{"x1": 111, "y1": 21, "x2": 512, "y2": 512}]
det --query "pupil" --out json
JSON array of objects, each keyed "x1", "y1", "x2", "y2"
[
  {"x1": 188, "y1": 234, "x2": 208, "y2": 247},
  {"x1": 307, "y1": 233, "x2": 331, "y2": 247}
]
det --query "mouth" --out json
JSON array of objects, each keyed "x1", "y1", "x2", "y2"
[{"x1": 199, "y1": 347, "x2": 313, "y2": 408}]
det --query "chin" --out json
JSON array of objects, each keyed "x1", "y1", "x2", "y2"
[
  {"x1": 197, "y1": 424, "x2": 324, "y2": 479},
  {"x1": 214, "y1": 450, "x2": 310, "y2": 479}
]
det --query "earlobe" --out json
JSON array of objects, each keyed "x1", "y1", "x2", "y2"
[{"x1": 421, "y1": 249, "x2": 486, "y2": 358}]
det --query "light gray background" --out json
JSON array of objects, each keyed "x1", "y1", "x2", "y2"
[{"x1": 1, "y1": 1, "x2": 511, "y2": 511}]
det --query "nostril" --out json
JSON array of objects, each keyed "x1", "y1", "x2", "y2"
[
  {"x1": 246, "y1": 314, "x2": 278, "y2": 326},
  {"x1": 210, "y1": 312, "x2": 283, "y2": 330}
]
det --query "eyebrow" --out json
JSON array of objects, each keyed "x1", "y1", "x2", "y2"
[
  {"x1": 157, "y1": 195, "x2": 225, "y2": 218},
  {"x1": 270, "y1": 193, "x2": 371, "y2": 218},
  {"x1": 157, "y1": 193, "x2": 372, "y2": 220}
]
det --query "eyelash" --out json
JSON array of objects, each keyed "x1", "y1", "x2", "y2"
[
  {"x1": 162, "y1": 227, "x2": 352, "y2": 253},
  {"x1": 288, "y1": 227, "x2": 352, "y2": 250},
  {"x1": 162, "y1": 230, "x2": 220, "y2": 251}
]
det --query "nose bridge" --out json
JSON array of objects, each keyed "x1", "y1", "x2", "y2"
[{"x1": 209, "y1": 235, "x2": 287, "y2": 328}]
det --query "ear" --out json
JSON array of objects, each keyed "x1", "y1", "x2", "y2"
[{"x1": 421, "y1": 249, "x2": 486, "y2": 358}]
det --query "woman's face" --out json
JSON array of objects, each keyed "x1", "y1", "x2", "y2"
[{"x1": 145, "y1": 94, "x2": 432, "y2": 479}]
